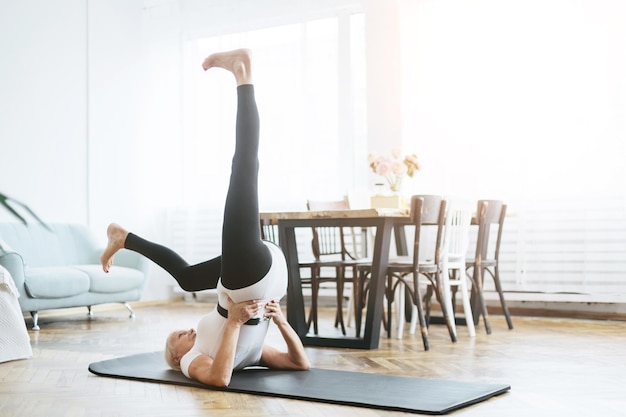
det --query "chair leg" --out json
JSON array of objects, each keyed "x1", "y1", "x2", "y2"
[
  {"x1": 456, "y1": 270, "x2": 476, "y2": 337},
  {"x1": 386, "y1": 274, "x2": 394, "y2": 339},
  {"x1": 409, "y1": 304, "x2": 418, "y2": 334},
  {"x1": 437, "y1": 270, "x2": 458, "y2": 343},
  {"x1": 355, "y1": 270, "x2": 390, "y2": 338},
  {"x1": 308, "y1": 269, "x2": 319, "y2": 335},
  {"x1": 432, "y1": 274, "x2": 457, "y2": 343},
  {"x1": 345, "y1": 285, "x2": 354, "y2": 329},
  {"x1": 472, "y1": 266, "x2": 491, "y2": 335},
  {"x1": 345, "y1": 265, "x2": 357, "y2": 329},
  {"x1": 396, "y1": 283, "x2": 405, "y2": 339},
  {"x1": 491, "y1": 265, "x2": 513, "y2": 329},
  {"x1": 423, "y1": 285, "x2": 433, "y2": 325},
  {"x1": 355, "y1": 270, "x2": 365, "y2": 338},
  {"x1": 335, "y1": 266, "x2": 347, "y2": 335},
  {"x1": 412, "y1": 279, "x2": 430, "y2": 351},
  {"x1": 451, "y1": 286, "x2": 458, "y2": 315}
]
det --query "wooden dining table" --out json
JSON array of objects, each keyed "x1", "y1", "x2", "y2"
[{"x1": 260, "y1": 208, "x2": 410, "y2": 349}]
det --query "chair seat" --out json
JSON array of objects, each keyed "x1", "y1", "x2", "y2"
[
  {"x1": 385, "y1": 258, "x2": 439, "y2": 274},
  {"x1": 358, "y1": 257, "x2": 437, "y2": 272},
  {"x1": 299, "y1": 259, "x2": 348, "y2": 268},
  {"x1": 466, "y1": 259, "x2": 497, "y2": 268}
]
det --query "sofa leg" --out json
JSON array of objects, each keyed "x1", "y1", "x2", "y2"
[
  {"x1": 30, "y1": 311, "x2": 40, "y2": 331},
  {"x1": 87, "y1": 305, "x2": 93, "y2": 319},
  {"x1": 124, "y1": 302, "x2": 135, "y2": 319}
]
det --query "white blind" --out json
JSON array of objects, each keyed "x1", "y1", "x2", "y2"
[{"x1": 492, "y1": 197, "x2": 626, "y2": 300}]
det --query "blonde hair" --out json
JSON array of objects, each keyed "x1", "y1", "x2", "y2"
[{"x1": 164, "y1": 331, "x2": 181, "y2": 371}]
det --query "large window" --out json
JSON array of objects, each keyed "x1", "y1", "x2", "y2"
[
  {"x1": 181, "y1": 14, "x2": 366, "y2": 213},
  {"x1": 399, "y1": 0, "x2": 626, "y2": 299}
]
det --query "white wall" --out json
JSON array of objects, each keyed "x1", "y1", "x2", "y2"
[
  {"x1": 0, "y1": 0, "x2": 181, "y2": 300},
  {"x1": 0, "y1": 0, "x2": 88, "y2": 223}
]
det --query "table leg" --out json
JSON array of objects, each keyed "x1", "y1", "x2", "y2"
[
  {"x1": 361, "y1": 218, "x2": 394, "y2": 349},
  {"x1": 280, "y1": 225, "x2": 308, "y2": 336},
  {"x1": 279, "y1": 217, "x2": 394, "y2": 349}
]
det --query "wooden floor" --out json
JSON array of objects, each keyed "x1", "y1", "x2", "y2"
[{"x1": 1, "y1": 300, "x2": 625, "y2": 417}]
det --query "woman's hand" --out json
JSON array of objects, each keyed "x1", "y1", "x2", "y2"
[
  {"x1": 260, "y1": 298, "x2": 310, "y2": 371},
  {"x1": 226, "y1": 297, "x2": 261, "y2": 326},
  {"x1": 264, "y1": 299, "x2": 287, "y2": 325}
]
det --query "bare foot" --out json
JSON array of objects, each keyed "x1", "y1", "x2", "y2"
[
  {"x1": 100, "y1": 223, "x2": 128, "y2": 273},
  {"x1": 201, "y1": 48, "x2": 252, "y2": 85}
]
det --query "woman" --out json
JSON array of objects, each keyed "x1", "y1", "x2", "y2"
[{"x1": 100, "y1": 49, "x2": 310, "y2": 387}]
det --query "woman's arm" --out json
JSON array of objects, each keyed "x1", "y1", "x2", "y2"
[
  {"x1": 188, "y1": 297, "x2": 261, "y2": 387},
  {"x1": 260, "y1": 299, "x2": 310, "y2": 370}
]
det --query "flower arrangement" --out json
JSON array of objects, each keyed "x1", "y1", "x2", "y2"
[{"x1": 368, "y1": 149, "x2": 420, "y2": 193}]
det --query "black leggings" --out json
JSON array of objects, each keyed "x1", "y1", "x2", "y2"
[{"x1": 124, "y1": 85, "x2": 271, "y2": 292}]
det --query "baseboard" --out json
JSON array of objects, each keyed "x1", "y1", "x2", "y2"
[
  {"x1": 184, "y1": 289, "x2": 626, "y2": 321},
  {"x1": 26, "y1": 292, "x2": 625, "y2": 323}
]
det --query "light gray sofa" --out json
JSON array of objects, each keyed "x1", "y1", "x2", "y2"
[{"x1": 0, "y1": 223, "x2": 149, "y2": 330}]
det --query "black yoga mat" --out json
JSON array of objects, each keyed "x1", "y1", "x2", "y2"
[{"x1": 88, "y1": 351, "x2": 510, "y2": 415}]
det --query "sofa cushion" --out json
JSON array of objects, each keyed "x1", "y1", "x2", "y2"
[
  {"x1": 74, "y1": 265, "x2": 144, "y2": 294},
  {"x1": 24, "y1": 267, "x2": 90, "y2": 299}
]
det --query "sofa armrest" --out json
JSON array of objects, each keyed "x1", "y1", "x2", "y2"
[{"x1": 0, "y1": 251, "x2": 27, "y2": 292}]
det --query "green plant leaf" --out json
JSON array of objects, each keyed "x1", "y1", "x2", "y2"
[{"x1": 0, "y1": 192, "x2": 51, "y2": 230}]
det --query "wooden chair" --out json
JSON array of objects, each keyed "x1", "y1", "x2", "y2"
[
  {"x1": 356, "y1": 195, "x2": 457, "y2": 350},
  {"x1": 300, "y1": 197, "x2": 360, "y2": 335},
  {"x1": 422, "y1": 201, "x2": 475, "y2": 338},
  {"x1": 465, "y1": 200, "x2": 513, "y2": 334}
]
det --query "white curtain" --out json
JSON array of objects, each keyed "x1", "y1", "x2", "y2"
[
  {"x1": 400, "y1": 0, "x2": 626, "y2": 297},
  {"x1": 181, "y1": 14, "x2": 366, "y2": 213}
]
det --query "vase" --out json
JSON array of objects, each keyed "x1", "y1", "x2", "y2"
[
  {"x1": 388, "y1": 180, "x2": 409, "y2": 210},
  {"x1": 371, "y1": 181, "x2": 403, "y2": 209}
]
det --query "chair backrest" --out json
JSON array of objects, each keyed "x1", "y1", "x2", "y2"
[
  {"x1": 307, "y1": 197, "x2": 351, "y2": 260},
  {"x1": 441, "y1": 201, "x2": 473, "y2": 263},
  {"x1": 473, "y1": 200, "x2": 507, "y2": 262},
  {"x1": 418, "y1": 195, "x2": 445, "y2": 225},
  {"x1": 260, "y1": 218, "x2": 279, "y2": 245},
  {"x1": 409, "y1": 195, "x2": 447, "y2": 268}
]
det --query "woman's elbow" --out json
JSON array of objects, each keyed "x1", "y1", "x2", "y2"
[
  {"x1": 202, "y1": 374, "x2": 232, "y2": 387},
  {"x1": 295, "y1": 358, "x2": 311, "y2": 371},
  {"x1": 214, "y1": 378, "x2": 231, "y2": 388}
]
